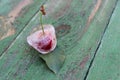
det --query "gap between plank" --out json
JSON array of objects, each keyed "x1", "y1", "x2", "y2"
[
  {"x1": 0, "y1": 1, "x2": 47, "y2": 58},
  {"x1": 83, "y1": 0, "x2": 118, "y2": 80}
]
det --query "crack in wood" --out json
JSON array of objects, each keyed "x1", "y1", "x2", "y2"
[{"x1": 83, "y1": 0, "x2": 119, "y2": 80}]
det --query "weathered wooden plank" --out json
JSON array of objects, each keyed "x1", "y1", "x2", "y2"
[
  {"x1": 86, "y1": 1, "x2": 120, "y2": 80},
  {"x1": 0, "y1": 0, "x2": 47, "y2": 55},
  {"x1": 0, "y1": 0, "x2": 117, "y2": 80}
]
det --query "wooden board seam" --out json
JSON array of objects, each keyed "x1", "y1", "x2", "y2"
[
  {"x1": 0, "y1": 10, "x2": 39, "y2": 58},
  {"x1": 83, "y1": 0, "x2": 119, "y2": 80}
]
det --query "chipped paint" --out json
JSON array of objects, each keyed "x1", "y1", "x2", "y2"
[
  {"x1": 87, "y1": 0, "x2": 102, "y2": 26},
  {"x1": 8, "y1": 0, "x2": 33, "y2": 23},
  {"x1": 0, "y1": 16, "x2": 15, "y2": 40},
  {"x1": 80, "y1": 55, "x2": 90, "y2": 69},
  {"x1": 0, "y1": 0, "x2": 33, "y2": 40},
  {"x1": 0, "y1": 28, "x2": 15, "y2": 40},
  {"x1": 96, "y1": 0, "x2": 109, "y2": 22},
  {"x1": 76, "y1": 0, "x2": 102, "y2": 42}
]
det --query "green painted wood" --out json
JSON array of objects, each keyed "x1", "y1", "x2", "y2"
[
  {"x1": 86, "y1": 1, "x2": 120, "y2": 80},
  {"x1": 0, "y1": 0, "x2": 47, "y2": 55},
  {"x1": 0, "y1": 0, "x2": 118, "y2": 80}
]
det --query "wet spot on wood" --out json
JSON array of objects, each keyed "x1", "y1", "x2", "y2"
[
  {"x1": 8, "y1": 0, "x2": 33, "y2": 23},
  {"x1": 0, "y1": 16, "x2": 15, "y2": 40},
  {"x1": 56, "y1": 24, "x2": 71, "y2": 38}
]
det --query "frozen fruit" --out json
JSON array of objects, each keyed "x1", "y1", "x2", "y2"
[{"x1": 27, "y1": 24, "x2": 57, "y2": 54}]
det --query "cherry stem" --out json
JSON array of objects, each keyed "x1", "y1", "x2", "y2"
[{"x1": 40, "y1": 11, "x2": 45, "y2": 35}]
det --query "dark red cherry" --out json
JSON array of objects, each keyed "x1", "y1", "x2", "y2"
[{"x1": 37, "y1": 36, "x2": 52, "y2": 51}]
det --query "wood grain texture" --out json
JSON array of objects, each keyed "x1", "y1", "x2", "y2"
[
  {"x1": 0, "y1": 0, "x2": 47, "y2": 55},
  {"x1": 0, "y1": 0, "x2": 118, "y2": 80},
  {"x1": 86, "y1": 0, "x2": 120, "y2": 80}
]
